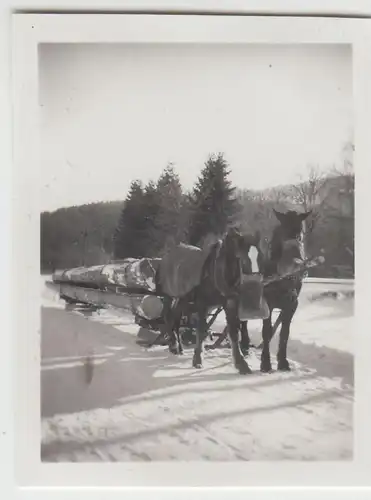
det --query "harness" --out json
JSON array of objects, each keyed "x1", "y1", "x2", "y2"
[{"x1": 211, "y1": 240, "x2": 241, "y2": 298}]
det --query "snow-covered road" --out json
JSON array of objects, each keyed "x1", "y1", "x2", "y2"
[{"x1": 40, "y1": 277, "x2": 354, "y2": 462}]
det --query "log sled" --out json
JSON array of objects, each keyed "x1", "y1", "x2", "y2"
[{"x1": 46, "y1": 253, "x2": 324, "y2": 347}]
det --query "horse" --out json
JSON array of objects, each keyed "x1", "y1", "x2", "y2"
[
  {"x1": 156, "y1": 227, "x2": 263, "y2": 375},
  {"x1": 237, "y1": 231, "x2": 266, "y2": 354},
  {"x1": 240, "y1": 209, "x2": 312, "y2": 372}
]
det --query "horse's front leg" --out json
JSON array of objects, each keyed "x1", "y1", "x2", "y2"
[
  {"x1": 239, "y1": 320, "x2": 250, "y2": 356},
  {"x1": 225, "y1": 299, "x2": 251, "y2": 375},
  {"x1": 260, "y1": 310, "x2": 273, "y2": 373},
  {"x1": 192, "y1": 305, "x2": 208, "y2": 369},
  {"x1": 169, "y1": 299, "x2": 185, "y2": 355},
  {"x1": 163, "y1": 297, "x2": 182, "y2": 355},
  {"x1": 277, "y1": 300, "x2": 298, "y2": 371},
  {"x1": 173, "y1": 299, "x2": 184, "y2": 355}
]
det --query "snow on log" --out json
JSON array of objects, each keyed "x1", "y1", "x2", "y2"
[
  {"x1": 134, "y1": 294, "x2": 164, "y2": 320},
  {"x1": 100, "y1": 258, "x2": 161, "y2": 292},
  {"x1": 52, "y1": 257, "x2": 162, "y2": 293},
  {"x1": 51, "y1": 259, "x2": 165, "y2": 320}
]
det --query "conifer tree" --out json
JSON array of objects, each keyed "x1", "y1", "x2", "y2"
[
  {"x1": 188, "y1": 153, "x2": 241, "y2": 246},
  {"x1": 141, "y1": 180, "x2": 161, "y2": 256},
  {"x1": 113, "y1": 180, "x2": 148, "y2": 258},
  {"x1": 152, "y1": 163, "x2": 185, "y2": 255}
]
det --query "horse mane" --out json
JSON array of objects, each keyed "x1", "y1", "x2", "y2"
[
  {"x1": 269, "y1": 226, "x2": 284, "y2": 264},
  {"x1": 265, "y1": 216, "x2": 307, "y2": 283},
  {"x1": 204, "y1": 236, "x2": 242, "y2": 297}
]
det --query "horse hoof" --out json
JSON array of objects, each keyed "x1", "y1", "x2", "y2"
[
  {"x1": 192, "y1": 360, "x2": 203, "y2": 369},
  {"x1": 169, "y1": 345, "x2": 179, "y2": 355},
  {"x1": 237, "y1": 363, "x2": 252, "y2": 375},
  {"x1": 260, "y1": 362, "x2": 273, "y2": 373},
  {"x1": 192, "y1": 354, "x2": 202, "y2": 368},
  {"x1": 277, "y1": 361, "x2": 291, "y2": 371}
]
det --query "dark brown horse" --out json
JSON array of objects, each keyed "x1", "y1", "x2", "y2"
[
  {"x1": 157, "y1": 228, "x2": 261, "y2": 374},
  {"x1": 238, "y1": 231, "x2": 266, "y2": 354},
  {"x1": 240, "y1": 209, "x2": 312, "y2": 372}
]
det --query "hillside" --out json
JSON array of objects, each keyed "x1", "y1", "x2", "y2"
[
  {"x1": 40, "y1": 174, "x2": 354, "y2": 278},
  {"x1": 41, "y1": 201, "x2": 123, "y2": 272}
]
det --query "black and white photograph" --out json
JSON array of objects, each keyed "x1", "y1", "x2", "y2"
[{"x1": 38, "y1": 39, "x2": 355, "y2": 463}]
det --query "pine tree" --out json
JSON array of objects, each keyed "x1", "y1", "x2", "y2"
[
  {"x1": 152, "y1": 163, "x2": 185, "y2": 255},
  {"x1": 177, "y1": 192, "x2": 193, "y2": 245},
  {"x1": 188, "y1": 153, "x2": 241, "y2": 246},
  {"x1": 113, "y1": 180, "x2": 148, "y2": 258},
  {"x1": 141, "y1": 180, "x2": 161, "y2": 256}
]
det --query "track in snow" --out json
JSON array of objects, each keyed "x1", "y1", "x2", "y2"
[{"x1": 40, "y1": 277, "x2": 354, "y2": 462}]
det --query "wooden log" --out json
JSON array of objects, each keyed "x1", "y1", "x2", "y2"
[{"x1": 49, "y1": 282, "x2": 164, "y2": 320}]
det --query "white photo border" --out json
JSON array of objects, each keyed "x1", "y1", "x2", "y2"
[{"x1": 11, "y1": 12, "x2": 371, "y2": 490}]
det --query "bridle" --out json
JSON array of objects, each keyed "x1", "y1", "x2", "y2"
[{"x1": 263, "y1": 232, "x2": 308, "y2": 286}]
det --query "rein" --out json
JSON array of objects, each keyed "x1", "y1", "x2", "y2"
[{"x1": 262, "y1": 256, "x2": 324, "y2": 287}]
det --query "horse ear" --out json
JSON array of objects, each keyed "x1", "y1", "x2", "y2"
[
  {"x1": 273, "y1": 209, "x2": 285, "y2": 222},
  {"x1": 300, "y1": 210, "x2": 312, "y2": 221}
]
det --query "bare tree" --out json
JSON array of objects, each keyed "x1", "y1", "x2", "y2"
[
  {"x1": 329, "y1": 143, "x2": 354, "y2": 221},
  {"x1": 290, "y1": 165, "x2": 329, "y2": 248},
  {"x1": 236, "y1": 187, "x2": 289, "y2": 258},
  {"x1": 291, "y1": 165, "x2": 327, "y2": 210},
  {"x1": 329, "y1": 142, "x2": 355, "y2": 268},
  {"x1": 264, "y1": 185, "x2": 289, "y2": 206},
  {"x1": 332, "y1": 142, "x2": 354, "y2": 204}
]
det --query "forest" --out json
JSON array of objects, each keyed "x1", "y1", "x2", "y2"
[{"x1": 40, "y1": 152, "x2": 354, "y2": 278}]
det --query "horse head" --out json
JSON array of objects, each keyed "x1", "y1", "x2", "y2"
[
  {"x1": 273, "y1": 209, "x2": 311, "y2": 239},
  {"x1": 271, "y1": 209, "x2": 312, "y2": 276}
]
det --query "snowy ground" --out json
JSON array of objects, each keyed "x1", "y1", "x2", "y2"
[{"x1": 40, "y1": 276, "x2": 354, "y2": 462}]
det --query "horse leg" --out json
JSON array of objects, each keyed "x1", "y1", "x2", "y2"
[
  {"x1": 277, "y1": 300, "x2": 298, "y2": 371},
  {"x1": 172, "y1": 300, "x2": 184, "y2": 355},
  {"x1": 239, "y1": 320, "x2": 250, "y2": 356},
  {"x1": 163, "y1": 297, "x2": 181, "y2": 355},
  {"x1": 192, "y1": 305, "x2": 208, "y2": 369},
  {"x1": 225, "y1": 300, "x2": 251, "y2": 375},
  {"x1": 260, "y1": 310, "x2": 273, "y2": 373}
]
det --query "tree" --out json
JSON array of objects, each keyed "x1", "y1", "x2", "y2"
[
  {"x1": 285, "y1": 144, "x2": 354, "y2": 277},
  {"x1": 113, "y1": 164, "x2": 189, "y2": 259},
  {"x1": 188, "y1": 153, "x2": 241, "y2": 246},
  {"x1": 154, "y1": 164, "x2": 183, "y2": 253},
  {"x1": 289, "y1": 165, "x2": 328, "y2": 252},
  {"x1": 40, "y1": 201, "x2": 122, "y2": 271},
  {"x1": 140, "y1": 180, "x2": 161, "y2": 256},
  {"x1": 327, "y1": 143, "x2": 354, "y2": 274},
  {"x1": 177, "y1": 192, "x2": 194, "y2": 245},
  {"x1": 113, "y1": 180, "x2": 149, "y2": 259},
  {"x1": 236, "y1": 188, "x2": 289, "y2": 258},
  {"x1": 331, "y1": 142, "x2": 354, "y2": 218}
]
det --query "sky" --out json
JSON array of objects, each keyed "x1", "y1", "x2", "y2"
[{"x1": 39, "y1": 43, "x2": 353, "y2": 212}]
